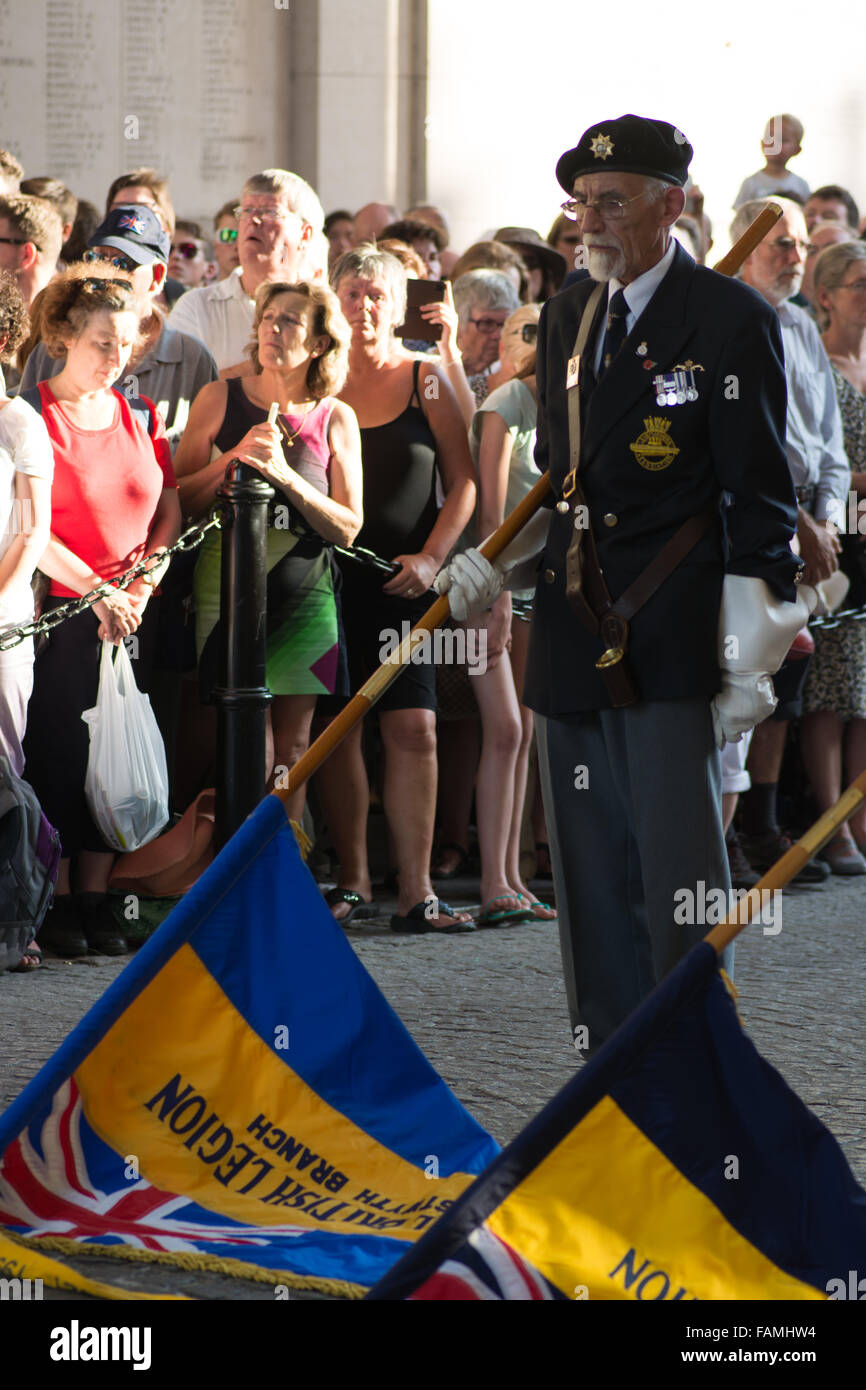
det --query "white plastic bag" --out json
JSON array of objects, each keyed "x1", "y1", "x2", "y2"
[{"x1": 82, "y1": 640, "x2": 169, "y2": 852}]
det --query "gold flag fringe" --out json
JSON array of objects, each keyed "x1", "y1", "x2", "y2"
[{"x1": 6, "y1": 1232, "x2": 364, "y2": 1299}]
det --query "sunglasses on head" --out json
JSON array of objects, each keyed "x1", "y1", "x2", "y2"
[
  {"x1": 217, "y1": 227, "x2": 238, "y2": 243},
  {"x1": 171, "y1": 241, "x2": 200, "y2": 259},
  {"x1": 80, "y1": 276, "x2": 135, "y2": 294},
  {"x1": 83, "y1": 248, "x2": 139, "y2": 274}
]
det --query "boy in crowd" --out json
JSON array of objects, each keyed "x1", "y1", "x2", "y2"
[{"x1": 733, "y1": 114, "x2": 810, "y2": 208}]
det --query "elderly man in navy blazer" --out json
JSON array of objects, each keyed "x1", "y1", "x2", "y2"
[{"x1": 437, "y1": 115, "x2": 817, "y2": 1052}]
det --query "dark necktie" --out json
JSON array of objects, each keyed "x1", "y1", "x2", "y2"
[{"x1": 598, "y1": 288, "x2": 628, "y2": 378}]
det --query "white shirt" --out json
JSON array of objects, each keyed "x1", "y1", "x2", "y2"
[
  {"x1": 167, "y1": 267, "x2": 255, "y2": 372},
  {"x1": 776, "y1": 300, "x2": 850, "y2": 522},
  {"x1": 0, "y1": 396, "x2": 54, "y2": 623},
  {"x1": 591, "y1": 238, "x2": 677, "y2": 375}
]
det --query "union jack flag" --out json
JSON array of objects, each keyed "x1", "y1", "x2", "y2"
[
  {"x1": 0, "y1": 1079, "x2": 309, "y2": 1255},
  {"x1": 115, "y1": 211, "x2": 149, "y2": 235},
  {"x1": 407, "y1": 1227, "x2": 562, "y2": 1300}
]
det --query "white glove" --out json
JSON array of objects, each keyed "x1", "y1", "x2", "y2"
[
  {"x1": 434, "y1": 513, "x2": 549, "y2": 621},
  {"x1": 434, "y1": 548, "x2": 505, "y2": 620},
  {"x1": 711, "y1": 574, "x2": 817, "y2": 748}
]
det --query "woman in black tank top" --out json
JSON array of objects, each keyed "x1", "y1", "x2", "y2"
[{"x1": 315, "y1": 246, "x2": 476, "y2": 932}]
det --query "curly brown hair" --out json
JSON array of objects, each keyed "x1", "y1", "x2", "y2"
[
  {"x1": 248, "y1": 280, "x2": 350, "y2": 399},
  {"x1": 0, "y1": 269, "x2": 29, "y2": 361},
  {"x1": 39, "y1": 262, "x2": 140, "y2": 359}
]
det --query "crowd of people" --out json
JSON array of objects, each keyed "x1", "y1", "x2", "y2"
[{"x1": 0, "y1": 108, "x2": 864, "y2": 981}]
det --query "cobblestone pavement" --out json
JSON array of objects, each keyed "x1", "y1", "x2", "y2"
[{"x1": 1, "y1": 868, "x2": 863, "y2": 1298}]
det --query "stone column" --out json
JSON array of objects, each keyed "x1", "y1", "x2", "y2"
[{"x1": 288, "y1": 0, "x2": 428, "y2": 217}]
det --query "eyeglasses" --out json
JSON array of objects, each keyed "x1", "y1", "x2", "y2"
[
  {"x1": 233, "y1": 204, "x2": 293, "y2": 224},
  {"x1": 766, "y1": 237, "x2": 812, "y2": 255},
  {"x1": 469, "y1": 316, "x2": 506, "y2": 335},
  {"x1": 0, "y1": 236, "x2": 27, "y2": 246},
  {"x1": 521, "y1": 322, "x2": 538, "y2": 343},
  {"x1": 83, "y1": 248, "x2": 139, "y2": 273},
  {"x1": 171, "y1": 241, "x2": 200, "y2": 259},
  {"x1": 217, "y1": 227, "x2": 238, "y2": 243},
  {"x1": 560, "y1": 191, "x2": 647, "y2": 222}
]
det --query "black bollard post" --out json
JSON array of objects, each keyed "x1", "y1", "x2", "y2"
[{"x1": 213, "y1": 460, "x2": 274, "y2": 850}]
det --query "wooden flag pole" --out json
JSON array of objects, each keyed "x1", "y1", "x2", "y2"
[
  {"x1": 274, "y1": 205, "x2": 784, "y2": 805},
  {"x1": 711, "y1": 202, "x2": 782, "y2": 274},
  {"x1": 704, "y1": 769, "x2": 866, "y2": 954}
]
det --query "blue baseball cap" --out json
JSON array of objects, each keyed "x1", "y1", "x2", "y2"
[{"x1": 88, "y1": 204, "x2": 170, "y2": 265}]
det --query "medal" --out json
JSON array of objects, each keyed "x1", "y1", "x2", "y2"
[{"x1": 652, "y1": 367, "x2": 698, "y2": 406}]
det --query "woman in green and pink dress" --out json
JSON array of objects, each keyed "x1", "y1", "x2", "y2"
[{"x1": 174, "y1": 280, "x2": 363, "y2": 822}]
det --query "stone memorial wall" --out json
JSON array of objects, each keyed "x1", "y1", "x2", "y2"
[{"x1": 0, "y1": 0, "x2": 293, "y2": 225}]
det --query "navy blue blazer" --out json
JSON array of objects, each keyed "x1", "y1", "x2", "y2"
[{"x1": 523, "y1": 242, "x2": 799, "y2": 716}]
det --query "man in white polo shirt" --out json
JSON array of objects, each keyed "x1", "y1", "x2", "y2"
[{"x1": 169, "y1": 168, "x2": 324, "y2": 376}]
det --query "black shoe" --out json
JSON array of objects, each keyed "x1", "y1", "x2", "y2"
[
  {"x1": 38, "y1": 894, "x2": 88, "y2": 958},
  {"x1": 739, "y1": 829, "x2": 831, "y2": 885},
  {"x1": 76, "y1": 893, "x2": 128, "y2": 956},
  {"x1": 725, "y1": 828, "x2": 760, "y2": 890}
]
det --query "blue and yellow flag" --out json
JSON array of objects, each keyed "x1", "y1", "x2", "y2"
[
  {"x1": 368, "y1": 943, "x2": 866, "y2": 1300},
  {"x1": 0, "y1": 796, "x2": 498, "y2": 1298}
]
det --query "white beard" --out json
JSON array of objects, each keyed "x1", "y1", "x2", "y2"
[{"x1": 585, "y1": 245, "x2": 627, "y2": 283}]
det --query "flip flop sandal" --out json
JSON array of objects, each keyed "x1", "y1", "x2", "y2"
[
  {"x1": 390, "y1": 900, "x2": 476, "y2": 934},
  {"x1": 517, "y1": 895, "x2": 558, "y2": 922},
  {"x1": 11, "y1": 941, "x2": 42, "y2": 972},
  {"x1": 325, "y1": 888, "x2": 381, "y2": 924},
  {"x1": 477, "y1": 895, "x2": 536, "y2": 927},
  {"x1": 431, "y1": 842, "x2": 471, "y2": 879}
]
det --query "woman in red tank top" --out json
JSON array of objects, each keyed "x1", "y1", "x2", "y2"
[{"x1": 23, "y1": 265, "x2": 181, "y2": 959}]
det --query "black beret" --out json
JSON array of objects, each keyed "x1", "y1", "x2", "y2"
[{"x1": 556, "y1": 114, "x2": 693, "y2": 193}]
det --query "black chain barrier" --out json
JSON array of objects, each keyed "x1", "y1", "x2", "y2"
[{"x1": 0, "y1": 512, "x2": 221, "y2": 652}]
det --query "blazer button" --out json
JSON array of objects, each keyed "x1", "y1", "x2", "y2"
[
  {"x1": 603, "y1": 512, "x2": 618, "y2": 527},
  {"x1": 543, "y1": 568, "x2": 556, "y2": 584}
]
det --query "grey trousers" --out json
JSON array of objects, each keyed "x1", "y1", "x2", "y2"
[{"x1": 535, "y1": 699, "x2": 732, "y2": 1051}]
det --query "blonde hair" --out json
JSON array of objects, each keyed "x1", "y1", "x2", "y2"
[
  {"x1": 248, "y1": 280, "x2": 350, "y2": 398},
  {"x1": 813, "y1": 240, "x2": 866, "y2": 331},
  {"x1": 330, "y1": 244, "x2": 408, "y2": 325}
]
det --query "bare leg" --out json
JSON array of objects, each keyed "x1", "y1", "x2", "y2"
[
  {"x1": 800, "y1": 709, "x2": 845, "y2": 813},
  {"x1": 381, "y1": 707, "x2": 470, "y2": 927},
  {"x1": 313, "y1": 721, "x2": 372, "y2": 919},
  {"x1": 267, "y1": 693, "x2": 318, "y2": 823},
  {"x1": 470, "y1": 657, "x2": 523, "y2": 912},
  {"x1": 503, "y1": 619, "x2": 556, "y2": 918},
  {"x1": 722, "y1": 792, "x2": 738, "y2": 834}
]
